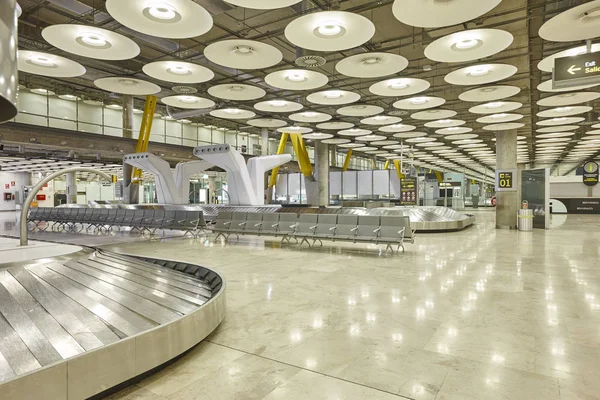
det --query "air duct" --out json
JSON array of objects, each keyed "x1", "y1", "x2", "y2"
[
  {"x1": 295, "y1": 47, "x2": 327, "y2": 68},
  {"x1": 0, "y1": 0, "x2": 18, "y2": 122}
]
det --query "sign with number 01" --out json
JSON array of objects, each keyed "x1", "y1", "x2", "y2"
[{"x1": 496, "y1": 169, "x2": 517, "y2": 192}]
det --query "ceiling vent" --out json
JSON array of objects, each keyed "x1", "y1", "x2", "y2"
[
  {"x1": 172, "y1": 86, "x2": 198, "y2": 94},
  {"x1": 295, "y1": 48, "x2": 326, "y2": 68},
  {"x1": 388, "y1": 110, "x2": 409, "y2": 116}
]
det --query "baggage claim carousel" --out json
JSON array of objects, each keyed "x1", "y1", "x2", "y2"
[{"x1": 0, "y1": 243, "x2": 225, "y2": 399}]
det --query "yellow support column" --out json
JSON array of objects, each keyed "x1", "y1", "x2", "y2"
[
  {"x1": 435, "y1": 170, "x2": 443, "y2": 183},
  {"x1": 289, "y1": 133, "x2": 313, "y2": 177},
  {"x1": 384, "y1": 160, "x2": 390, "y2": 170},
  {"x1": 342, "y1": 150, "x2": 352, "y2": 172},
  {"x1": 268, "y1": 133, "x2": 289, "y2": 188},
  {"x1": 393, "y1": 160, "x2": 405, "y2": 180},
  {"x1": 133, "y1": 95, "x2": 157, "y2": 181}
]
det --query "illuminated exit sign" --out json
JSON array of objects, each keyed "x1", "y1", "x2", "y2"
[{"x1": 553, "y1": 52, "x2": 600, "y2": 89}]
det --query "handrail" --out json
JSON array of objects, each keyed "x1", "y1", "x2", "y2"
[{"x1": 20, "y1": 167, "x2": 112, "y2": 246}]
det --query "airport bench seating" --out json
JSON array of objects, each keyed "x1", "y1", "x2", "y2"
[
  {"x1": 212, "y1": 212, "x2": 415, "y2": 253},
  {"x1": 27, "y1": 207, "x2": 207, "y2": 236}
]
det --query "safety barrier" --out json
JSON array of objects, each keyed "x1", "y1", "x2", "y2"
[
  {"x1": 213, "y1": 212, "x2": 415, "y2": 254},
  {"x1": 27, "y1": 207, "x2": 207, "y2": 236}
]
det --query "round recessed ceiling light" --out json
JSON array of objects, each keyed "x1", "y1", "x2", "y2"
[
  {"x1": 210, "y1": 108, "x2": 256, "y2": 120},
  {"x1": 536, "y1": 125, "x2": 579, "y2": 133},
  {"x1": 265, "y1": 69, "x2": 328, "y2": 91},
  {"x1": 392, "y1": 0, "x2": 502, "y2": 28},
  {"x1": 337, "y1": 104, "x2": 384, "y2": 117},
  {"x1": 476, "y1": 113, "x2": 524, "y2": 124},
  {"x1": 42, "y1": 25, "x2": 140, "y2": 60},
  {"x1": 459, "y1": 85, "x2": 521, "y2": 102},
  {"x1": 369, "y1": 77, "x2": 430, "y2": 97},
  {"x1": 105, "y1": 0, "x2": 213, "y2": 39},
  {"x1": 538, "y1": 79, "x2": 599, "y2": 93},
  {"x1": 161, "y1": 95, "x2": 215, "y2": 109},
  {"x1": 392, "y1": 131, "x2": 427, "y2": 139},
  {"x1": 277, "y1": 126, "x2": 313, "y2": 134},
  {"x1": 285, "y1": 11, "x2": 375, "y2": 52},
  {"x1": 469, "y1": 101, "x2": 523, "y2": 114},
  {"x1": 361, "y1": 115, "x2": 402, "y2": 126},
  {"x1": 393, "y1": 96, "x2": 445, "y2": 110},
  {"x1": 425, "y1": 29, "x2": 513, "y2": 62},
  {"x1": 436, "y1": 127, "x2": 473, "y2": 135},
  {"x1": 317, "y1": 122, "x2": 354, "y2": 130},
  {"x1": 425, "y1": 119, "x2": 466, "y2": 128},
  {"x1": 445, "y1": 64, "x2": 518, "y2": 85},
  {"x1": 204, "y1": 39, "x2": 283, "y2": 70},
  {"x1": 355, "y1": 134, "x2": 387, "y2": 142},
  {"x1": 539, "y1": 0, "x2": 600, "y2": 42},
  {"x1": 289, "y1": 111, "x2": 332, "y2": 123},
  {"x1": 536, "y1": 117, "x2": 585, "y2": 126},
  {"x1": 537, "y1": 106, "x2": 592, "y2": 118},
  {"x1": 94, "y1": 77, "x2": 161, "y2": 95},
  {"x1": 254, "y1": 100, "x2": 303, "y2": 113},
  {"x1": 143, "y1": 61, "x2": 214, "y2": 84},
  {"x1": 537, "y1": 92, "x2": 600, "y2": 107},
  {"x1": 411, "y1": 109, "x2": 457, "y2": 120},
  {"x1": 207, "y1": 84, "x2": 266, "y2": 101},
  {"x1": 302, "y1": 132, "x2": 334, "y2": 140},
  {"x1": 338, "y1": 128, "x2": 372, "y2": 137},
  {"x1": 30, "y1": 88, "x2": 55, "y2": 96},
  {"x1": 247, "y1": 118, "x2": 287, "y2": 128},
  {"x1": 306, "y1": 90, "x2": 361, "y2": 105},
  {"x1": 18, "y1": 50, "x2": 86, "y2": 78},
  {"x1": 538, "y1": 43, "x2": 600, "y2": 72},
  {"x1": 322, "y1": 138, "x2": 352, "y2": 145},
  {"x1": 482, "y1": 123, "x2": 525, "y2": 131},
  {"x1": 335, "y1": 52, "x2": 409, "y2": 78},
  {"x1": 223, "y1": 0, "x2": 303, "y2": 9}
]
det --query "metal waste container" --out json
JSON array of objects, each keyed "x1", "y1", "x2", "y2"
[
  {"x1": 518, "y1": 209, "x2": 533, "y2": 231},
  {"x1": 471, "y1": 195, "x2": 479, "y2": 209}
]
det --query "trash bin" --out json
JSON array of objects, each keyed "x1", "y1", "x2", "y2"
[
  {"x1": 471, "y1": 195, "x2": 479, "y2": 209},
  {"x1": 518, "y1": 209, "x2": 533, "y2": 231}
]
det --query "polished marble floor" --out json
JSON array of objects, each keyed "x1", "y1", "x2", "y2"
[{"x1": 5, "y1": 210, "x2": 599, "y2": 400}]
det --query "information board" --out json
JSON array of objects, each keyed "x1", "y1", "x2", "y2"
[
  {"x1": 400, "y1": 177, "x2": 417, "y2": 206},
  {"x1": 496, "y1": 169, "x2": 517, "y2": 192},
  {"x1": 553, "y1": 52, "x2": 600, "y2": 89},
  {"x1": 583, "y1": 160, "x2": 599, "y2": 187}
]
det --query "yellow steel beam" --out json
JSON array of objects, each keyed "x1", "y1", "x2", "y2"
[
  {"x1": 268, "y1": 133, "x2": 289, "y2": 188},
  {"x1": 289, "y1": 133, "x2": 313, "y2": 177},
  {"x1": 133, "y1": 95, "x2": 157, "y2": 180},
  {"x1": 384, "y1": 160, "x2": 390, "y2": 170},
  {"x1": 393, "y1": 160, "x2": 404, "y2": 180},
  {"x1": 435, "y1": 170, "x2": 443, "y2": 183},
  {"x1": 342, "y1": 149, "x2": 352, "y2": 172}
]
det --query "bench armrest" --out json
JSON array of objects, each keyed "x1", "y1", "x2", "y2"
[
  {"x1": 398, "y1": 227, "x2": 406, "y2": 236},
  {"x1": 224, "y1": 221, "x2": 232, "y2": 226},
  {"x1": 271, "y1": 222, "x2": 280, "y2": 228},
  {"x1": 373, "y1": 228, "x2": 381, "y2": 233},
  {"x1": 254, "y1": 222, "x2": 263, "y2": 227},
  {"x1": 238, "y1": 222, "x2": 247, "y2": 226},
  {"x1": 350, "y1": 227, "x2": 358, "y2": 232},
  {"x1": 309, "y1": 225, "x2": 318, "y2": 230},
  {"x1": 329, "y1": 226, "x2": 337, "y2": 231},
  {"x1": 290, "y1": 222, "x2": 299, "y2": 229}
]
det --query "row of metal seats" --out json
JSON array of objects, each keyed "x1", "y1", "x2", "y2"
[
  {"x1": 213, "y1": 212, "x2": 415, "y2": 253},
  {"x1": 27, "y1": 207, "x2": 207, "y2": 236}
]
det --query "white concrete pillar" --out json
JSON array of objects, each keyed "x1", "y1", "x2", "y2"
[
  {"x1": 261, "y1": 128, "x2": 269, "y2": 156},
  {"x1": 315, "y1": 140, "x2": 329, "y2": 207},
  {"x1": 122, "y1": 95, "x2": 134, "y2": 139},
  {"x1": 330, "y1": 145, "x2": 337, "y2": 168},
  {"x1": 66, "y1": 172, "x2": 77, "y2": 204},
  {"x1": 208, "y1": 176, "x2": 217, "y2": 204},
  {"x1": 496, "y1": 130, "x2": 518, "y2": 229}
]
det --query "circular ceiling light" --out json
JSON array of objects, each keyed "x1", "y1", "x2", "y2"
[
  {"x1": 537, "y1": 92, "x2": 600, "y2": 107},
  {"x1": 204, "y1": 39, "x2": 283, "y2": 70},
  {"x1": 58, "y1": 94, "x2": 81, "y2": 101},
  {"x1": 254, "y1": 100, "x2": 303, "y2": 113},
  {"x1": 369, "y1": 77, "x2": 430, "y2": 97},
  {"x1": 539, "y1": 0, "x2": 600, "y2": 42},
  {"x1": 105, "y1": 0, "x2": 213, "y2": 39},
  {"x1": 337, "y1": 104, "x2": 384, "y2": 117},
  {"x1": 223, "y1": 0, "x2": 302, "y2": 9},
  {"x1": 30, "y1": 88, "x2": 55, "y2": 96},
  {"x1": 289, "y1": 111, "x2": 332, "y2": 123},
  {"x1": 538, "y1": 44, "x2": 600, "y2": 72},
  {"x1": 445, "y1": 64, "x2": 517, "y2": 85},
  {"x1": 338, "y1": 128, "x2": 372, "y2": 137},
  {"x1": 247, "y1": 118, "x2": 287, "y2": 128},
  {"x1": 392, "y1": 0, "x2": 502, "y2": 28},
  {"x1": 482, "y1": 123, "x2": 525, "y2": 131},
  {"x1": 536, "y1": 125, "x2": 579, "y2": 133},
  {"x1": 317, "y1": 121, "x2": 354, "y2": 130},
  {"x1": 459, "y1": 85, "x2": 521, "y2": 102},
  {"x1": 425, "y1": 29, "x2": 513, "y2": 62},
  {"x1": 18, "y1": 50, "x2": 85, "y2": 78},
  {"x1": 392, "y1": 131, "x2": 427, "y2": 139},
  {"x1": 469, "y1": 101, "x2": 522, "y2": 114},
  {"x1": 302, "y1": 132, "x2": 334, "y2": 140},
  {"x1": 143, "y1": 61, "x2": 214, "y2": 84},
  {"x1": 94, "y1": 77, "x2": 161, "y2": 95},
  {"x1": 306, "y1": 90, "x2": 361, "y2": 105},
  {"x1": 537, "y1": 79, "x2": 599, "y2": 93},
  {"x1": 406, "y1": 137, "x2": 437, "y2": 143},
  {"x1": 161, "y1": 95, "x2": 215, "y2": 109},
  {"x1": 355, "y1": 134, "x2": 387, "y2": 142},
  {"x1": 443, "y1": 133, "x2": 479, "y2": 140},
  {"x1": 284, "y1": 11, "x2": 375, "y2": 52},
  {"x1": 373, "y1": 141, "x2": 401, "y2": 146},
  {"x1": 207, "y1": 84, "x2": 266, "y2": 101},
  {"x1": 537, "y1": 106, "x2": 592, "y2": 118},
  {"x1": 361, "y1": 115, "x2": 402, "y2": 125},
  {"x1": 210, "y1": 108, "x2": 256, "y2": 120},
  {"x1": 411, "y1": 109, "x2": 457, "y2": 120},
  {"x1": 277, "y1": 126, "x2": 313, "y2": 134},
  {"x1": 322, "y1": 138, "x2": 351, "y2": 145},
  {"x1": 265, "y1": 69, "x2": 328, "y2": 90},
  {"x1": 393, "y1": 96, "x2": 445, "y2": 110},
  {"x1": 436, "y1": 127, "x2": 473, "y2": 135},
  {"x1": 476, "y1": 113, "x2": 524, "y2": 123},
  {"x1": 536, "y1": 117, "x2": 585, "y2": 126},
  {"x1": 42, "y1": 25, "x2": 140, "y2": 60},
  {"x1": 424, "y1": 119, "x2": 466, "y2": 128},
  {"x1": 335, "y1": 52, "x2": 409, "y2": 78}
]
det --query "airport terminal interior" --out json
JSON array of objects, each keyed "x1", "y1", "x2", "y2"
[{"x1": 0, "y1": 0, "x2": 600, "y2": 399}]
